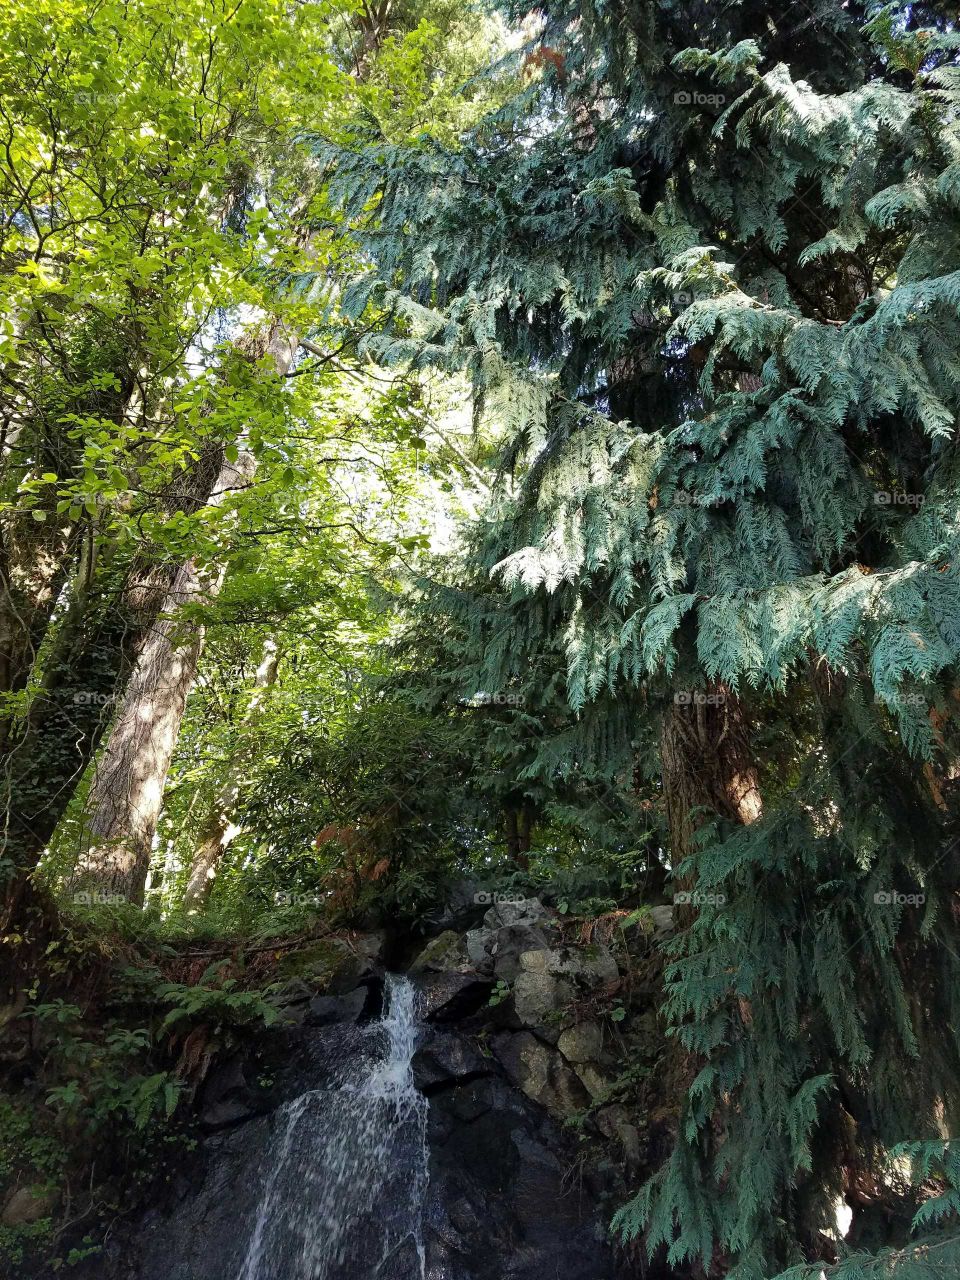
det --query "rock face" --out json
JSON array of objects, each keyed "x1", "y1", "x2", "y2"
[
  {"x1": 512, "y1": 969, "x2": 572, "y2": 1033},
  {"x1": 415, "y1": 1019, "x2": 614, "y2": 1280},
  {"x1": 414, "y1": 971, "x2": 492, "y2": 1022},
  {"x1": 59, "y1": 978, "x2": 614, "y2": 1280},
  {"x1": 409, "y1": 928, "x2": 468, "y2": 973},
  {"x1": 465, "y1": 897, "x2": 553, "y2": 978},
  {"x1": 558, "y1": 1021, "x2": 604, "y2": 1064},
  {"x1": 411, "y1": 1027, "x2": 492, "y2": 1092},
  {"x1": 425, "y1": 1065, "x2": 611, "y2": 1280},
  {"x1": 26, "y1": 895, "x2": 645, "y2": 1280},
  {"x1": 492, "y1": 1030, "x2": 590, "y2": 1117},
  {"x1": 197, "y1": 1053, "x2": 266, "y2": 1131}
]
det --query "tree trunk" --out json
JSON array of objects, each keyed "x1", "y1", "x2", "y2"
[
  {"x1": 660, "y1": 683, "x2": 762, "y2": 873},
  {"x1": 0, "y1": 322, "x2": 297, "y2": 929},
  {"x1": 504, "y1": 804, "x2": 533, "y2": 871},
  {"x1": 0, "y1": 563, "x2": 144, "y2": 928},
  {"x1": 70, "y1": 454, "x2": 253, "y2": 906},
  {"x1": 68, "y1": 564, "x2": 212, "y2": 905},
  {"x1": 65, "y1": 319, "x2": 297, "y2": 905},
  {"x1": 181, "y1": 638, "x2": 280, "y2": 909}
]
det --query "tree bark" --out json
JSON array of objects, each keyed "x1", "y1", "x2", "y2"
[
  {"x1": 660, "y1": 683, "x2": 762, "y2": 874},
  {"x1": 1, "y1": 561, "x2": 144, "y2": 927},
  {"x1": 68, "y1": 452, "x2": 254, "y2": 906}
]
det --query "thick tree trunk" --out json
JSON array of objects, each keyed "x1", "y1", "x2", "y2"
[
  {"x1": 0, "y1": 322, "x2": 298, "y2": 928},
  {"x1": 504, "y1": 804, "x2": 534, "y2": 871},
  {"x1": 68, "y1": 562, "x2": 212, "y2": 905},
  {"x1": 70, "y1": 454, "x2": 254, "y2": 906},
  {"x1": 66, "y1": 319, "x2": 297, "y2": 905},
  {"x1": 0, "y1": 564, "x2": 143, "y2": 928},
  {"x1": 660, "y1": 683, "x2": 762, "y2": 871},
  {"x1": 181, "y1": 638, "x2": 280, "y2": 909}
]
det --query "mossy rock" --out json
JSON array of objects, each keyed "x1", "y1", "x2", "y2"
[
  {"x1": 409, "y1": 930, "x2": 466, "y2": 974},
  {"x1": 275, "y1": 940, "x2": 343, "y2": 984}
]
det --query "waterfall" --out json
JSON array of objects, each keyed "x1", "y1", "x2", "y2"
[{"x1": 237, "y1": 974, "x2": 429, "y2": 1280}]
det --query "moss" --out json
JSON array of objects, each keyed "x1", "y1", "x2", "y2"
[
  {"x1": 274, "y1": 939, "x2": 343, "y2": 984},
  {"x1": 409, "y1": 930, "x2": 464, "y2": 973}
]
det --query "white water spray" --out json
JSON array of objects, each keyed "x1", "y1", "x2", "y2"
[{"x1": 237, "y1": 975, "x2": 429, "y2": 1280}]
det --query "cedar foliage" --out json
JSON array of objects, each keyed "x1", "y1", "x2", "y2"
[{"x1": 321, "y1": 1, "x2": 960, "y2": 1275}]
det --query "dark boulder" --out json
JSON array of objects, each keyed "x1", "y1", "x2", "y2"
[
  {"x1": 305, "y1": 984, "x2": 369, "y2": 1027},
  {"x1": 198, "y1": 1053, "x2": 267, "y2": 1132},
  {"x1": 414, "y1": 971, "x2": 492, "y2": 1022},
  {"x1": 425, "y1": 1073, "x2": 613, "y2": 1279},
  {"x1": 411, "y1": 1028, "x2": 493, "y2": 1092}
]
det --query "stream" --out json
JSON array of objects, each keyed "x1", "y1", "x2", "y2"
[{"x1": 237, "y1": 974, "x2": 428, "y2": 1280}]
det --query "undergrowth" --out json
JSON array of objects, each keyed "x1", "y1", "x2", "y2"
[{"x1": 0, "y1": 896, "x2": 358, "y2": 1273}]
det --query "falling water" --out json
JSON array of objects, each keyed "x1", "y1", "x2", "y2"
[{"x1": 237, "y1": 975, "x2": 429, "y2": 1280}]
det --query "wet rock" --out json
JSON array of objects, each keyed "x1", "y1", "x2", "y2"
[
  {"x1": 446, "y1": 1076, "x2": 496, "y2": 1124},
  {"x1": 64, "y1": 1028, "x2": 612, "y2": 1280},
  {"x1": 59, "y1": 960, "x2": 613, "y2": 1280},
  {"x1": 416, "y1": 972, "x2": 492, "y2": 1022},
  {"x1": 198, "y1": 1054, "x2": 265, "y2": 1131},
  {"x1": 272, "y1": 975, "x2": 333, "y2": 1026},
  {"x1": 426, "y1": 1070, "x2": 612, "y2": 1279},
  {"x1": 412, "y1": 1030, "x2": 492, "y2": 1092},
  {"x1": 305, "y1": 985, "x2": 367, "y2": 1027}
]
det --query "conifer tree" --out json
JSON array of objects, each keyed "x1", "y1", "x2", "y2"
[{"x1": 325, "y1": 1, "x2": 960, "y2": 1274}]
